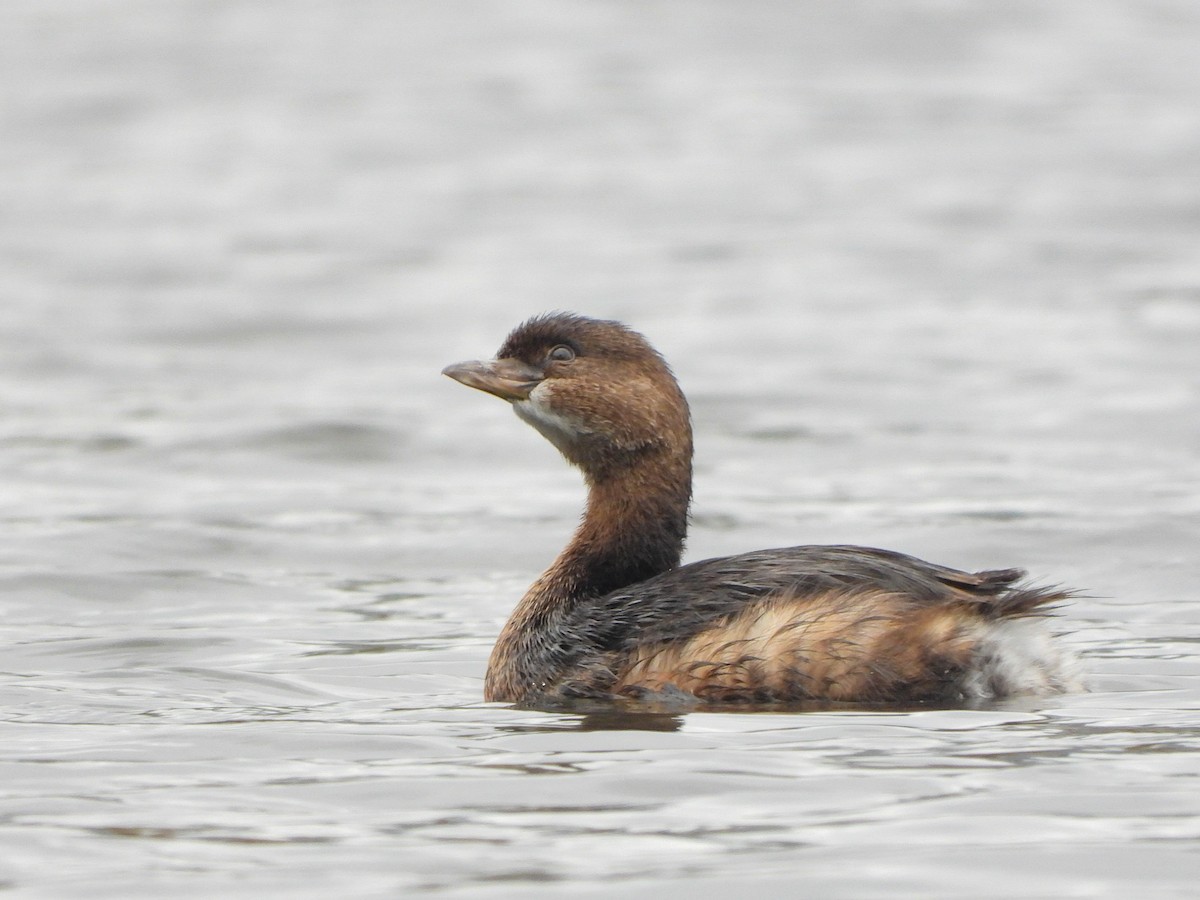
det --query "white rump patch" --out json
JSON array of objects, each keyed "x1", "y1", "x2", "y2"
[{"x1": 963, "y1": 618, "x2": 1084, "y2": 700}]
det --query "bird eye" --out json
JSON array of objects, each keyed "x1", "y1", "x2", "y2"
[{"x1": 548, "y1": 345, "x2": 576, "y2": 363}]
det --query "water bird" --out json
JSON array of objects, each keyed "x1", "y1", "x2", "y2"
[{"x1": 443, "y1": 313, "x2": 1079, "y2": 708}]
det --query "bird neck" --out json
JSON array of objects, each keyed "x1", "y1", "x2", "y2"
[{"x1": 484, "y1": 446, "x2": 692, "y2": 702}]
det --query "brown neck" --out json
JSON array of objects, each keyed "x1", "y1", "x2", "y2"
[{"x1": 484, "y1": 446, "x2": 692, "y2": 702}]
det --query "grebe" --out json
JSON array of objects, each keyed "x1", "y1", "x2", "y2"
[{"x1": 443, "y1": 313, "x2": 1079, "y2": 707}]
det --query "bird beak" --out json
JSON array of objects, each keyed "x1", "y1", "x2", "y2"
[{"x1": 441, "y1": 358, "x2": 543, "y2": 402}]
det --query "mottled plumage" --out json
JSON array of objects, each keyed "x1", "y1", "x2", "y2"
[{"x1": 443, "y1": 313, "x2": 1080, "y2": 708}]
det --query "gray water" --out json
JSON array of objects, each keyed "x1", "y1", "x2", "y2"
[{"x1": 3, "y1": 2, "x2": 1200, "y2": 897}]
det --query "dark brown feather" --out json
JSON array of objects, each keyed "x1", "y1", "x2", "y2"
[{"x1": 445, "y1": 314, "x2": 1080, "y2": 707}]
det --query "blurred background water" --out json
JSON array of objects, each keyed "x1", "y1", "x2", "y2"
[{"x1": 2, "y1": 1, "x2": 1199, "y2": 897}]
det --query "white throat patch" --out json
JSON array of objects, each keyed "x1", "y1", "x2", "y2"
[{"x1": 513, "y1": 384, "x2": 589, "y2": 455}]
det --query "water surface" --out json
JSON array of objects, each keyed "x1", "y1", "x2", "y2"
[{"x1": 2, "y1": 2, "x2": 1199, "y2": 897}]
